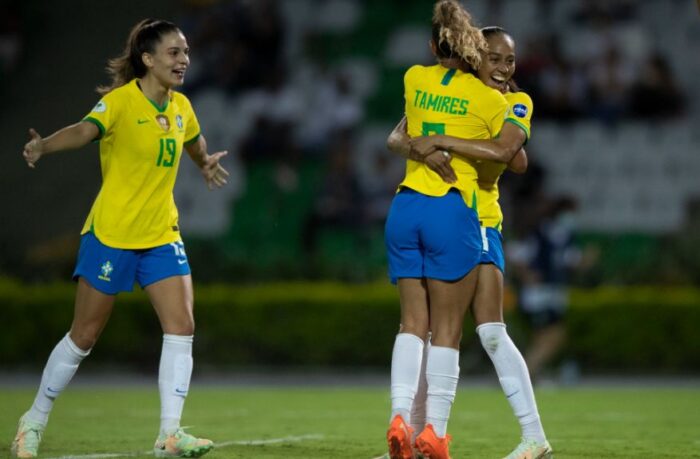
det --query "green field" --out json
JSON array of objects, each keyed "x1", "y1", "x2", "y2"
[{"x1": 2, "y1": 385, "x2": 699, "y2": 458}]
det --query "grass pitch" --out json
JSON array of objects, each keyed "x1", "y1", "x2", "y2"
[{"x1": 1, "y1": 384, "x2": 699, "y2": 458}]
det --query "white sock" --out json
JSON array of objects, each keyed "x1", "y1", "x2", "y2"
[
  {"x1": 477, "y1": 322, "x2": 546, "y2": 443},
  {"x1": 159, "y1": 334, "x2": 194, "y2": 435},
  {"x1": 410, "y1": 337, "x2": 430, "y2": 437},
  {"x1": 425, "y1": 346, "x2": 460, "y2": 438},
  {"x1": 390, "y1": 333, "x2": 424, "y2": 424},
  {"x1": 26, "y1": 333, "x2": 90, "y2": 426}
]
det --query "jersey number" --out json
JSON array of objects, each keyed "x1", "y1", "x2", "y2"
[
  {"x1": 422, "y1": 122, "x2": 445, "y2": 136},
  {"x1": 157, "y1": 138, "x2": 177, "y2": 167}
]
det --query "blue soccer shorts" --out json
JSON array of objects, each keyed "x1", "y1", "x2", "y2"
[
  {"x1": 385, "y1": 188, "x2": 482, "y2": 284},
  {"x1": 479, "y1": 226, "x2": 505, "y2": 273},
  {"x1": 73, "y1": 232, "x2": 191, "y2": 295}
]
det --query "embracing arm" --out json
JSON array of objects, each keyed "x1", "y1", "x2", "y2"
[
  {"x1": 508, "y1": 147, "x2": 528, "y2": 174},
  {"x1": 386, "y1": 117, "x2": 414, "y2": 160},
  {"x1": 386, "y1": 116, "x2": 457, "y2": 183},
  {"x1": 410, "y1": 121, "x2": 527, "y2": 164},
  {"x1": 22, "y1": 121, "x2": 99, "y2": 168},
  {"x1": 184, "y1": 134, "x2": 230, "y2": 190}
]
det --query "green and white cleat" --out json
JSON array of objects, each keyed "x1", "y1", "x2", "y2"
[
  {"x1": 154, "y1": 428, "x2": 214, "y2": 458},
  {"x1": 11, "y1": 413, "x2": 44, "y2": 458},
  {"x1": 503, "y1": 438, "x2": 553, "y2": 459}
]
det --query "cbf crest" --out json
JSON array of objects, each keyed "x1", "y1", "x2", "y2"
[
  {"x1": 156, "y1": 114, "x2": 170, "y2": 132},
  {"x1": 98, "y1": 260, "x2": 113, "y2": 282}
]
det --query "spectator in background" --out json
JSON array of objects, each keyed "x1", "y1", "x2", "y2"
[
  {"x1": 587, "y1": 45, "x2": 635, "y2": 125},
  {"x1": 629, "y1": 53, "x2": 686, "y2": 120},
  {"x1": 508, "y1": 196, "x2": 582, "y2": 382}
]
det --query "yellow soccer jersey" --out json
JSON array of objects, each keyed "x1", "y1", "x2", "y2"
[
  {"x1": 400, "y1": 64, "x2": 508, "y2": 209},
  {"x1": 477, "y1": 91, "x2": 534, "y2": 230},
  {"x1": 81, "y1": 79, "x2": 201, "y2": 249}
]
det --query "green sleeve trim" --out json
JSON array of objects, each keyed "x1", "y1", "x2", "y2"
[
  {"x1": 505, "y1": 118, "x2": 530, "y2": 144},
  {"x1": 184, "y1": 133, "x2": 200, "y2": 146},
  {"x1": 82, "y1": 117, "x2": 105, "y2": 140}
]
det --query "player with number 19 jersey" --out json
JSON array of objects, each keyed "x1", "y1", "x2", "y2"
[
  {"x1": 400, "y1": 64, "x2": 509, "y2": 208},
  {"x1": 81, "y1": 78, "x2": 200, "y2": 249}
]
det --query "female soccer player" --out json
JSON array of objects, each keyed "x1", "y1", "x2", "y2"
[
  {"x1": 11, "y1": 19, "x2": 227, "y2": 459},
  {"x1": 387, "y1": 27, "x2": 553, "y2": 459},
  {"x1": 383, "y1": 3, "x2": 526, "y2": 459}
]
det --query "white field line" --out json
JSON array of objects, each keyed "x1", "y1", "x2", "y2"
[{"x1": 44, "y1": 433, "x2": 325, "y2": 459}]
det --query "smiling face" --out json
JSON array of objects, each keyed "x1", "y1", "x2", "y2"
[
  {"x1": 142, "y1": 30, "x2": 190, "y2": 88},
  {"x1": 477, "y1": 32, "x2": 515, "y2": 93}
]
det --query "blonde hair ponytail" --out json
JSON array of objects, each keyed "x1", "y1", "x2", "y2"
[{"x1": 432, "y1": 0, "x2": 487, "y2": 69}]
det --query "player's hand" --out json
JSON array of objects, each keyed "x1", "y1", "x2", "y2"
[
  {"x1": 201, "y1": 150, "x2": 229, "y2": 190},
  {"x1": 424, "y1": 150, "x2": 457, "y2": 184},
  {"x1": 408, "y1": 135, "x2": 442, "y2": 158},
  {"x1": 23, "y1": 128, "x2": 44, "y2": 168}
]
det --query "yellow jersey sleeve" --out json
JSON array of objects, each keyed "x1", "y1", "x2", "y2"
[
  {"x1": 82, "y1": 91, "x2": 123, "y2": 140},
  {"x1": 177, "y1": 93, "x2": 201, "y2": 145},
  {"x1": 504, "y1": 91, "x2": 533, "y2": 141}
]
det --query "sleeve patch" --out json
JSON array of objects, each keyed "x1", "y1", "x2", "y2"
[
  {"x1": 512, "y1": 103, "x2": 528, "y2": 118},
  {"x1": 91, "y1": 100, "x2": 107, "y2": 113}
]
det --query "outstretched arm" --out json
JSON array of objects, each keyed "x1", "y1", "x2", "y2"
[
  {"x1": 184, "y1": 134, "x2": 230, "y2": 190},
  {"x1": 22, "y1": 121, "x2": 99, "y2": 168},
  {"x1": 409, "y1": 122, "x2": 527, "y2": 164}
]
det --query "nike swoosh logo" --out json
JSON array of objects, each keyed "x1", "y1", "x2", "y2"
[
  {"x1": 47, "y1": 387, "x2": 60, "y2": 393},
  {"x1": 506, "y1": 390, "x2": 520, "y2": 399},
  {"x1": 137, "y1": 119, "x2": 149, "y2": 124},
  {"x1": 175, "y1": 388, "x2": 188, "y2": 394},
  {"x1": 178, "y1": 259, "x2": 188, "y2": 265}
]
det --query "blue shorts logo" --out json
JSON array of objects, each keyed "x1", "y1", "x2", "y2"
[
  {"x1": 513, "y1": 104, "x2": 528, "y2": 118},
  {"x1": 98, "y1": 260, "x2": 113, "y2": 282}
]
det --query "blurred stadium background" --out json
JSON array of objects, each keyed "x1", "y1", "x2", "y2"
[{"x1": 1, "y1": 0, "x2": 700, "y2": 382}]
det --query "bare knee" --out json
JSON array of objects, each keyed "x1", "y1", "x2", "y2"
[
  {"x1": 163, "y1": 316, "x2": 195, "y2": 336},
  {"x1": 399, "y1": 320, "x2": 429, "y2": 340},
  {"x1": 69, "y1": 327, "x2": 100, "y2": 351},
  {"x1": 430, "y1": 328, "x2": 462, "y2": 349}
]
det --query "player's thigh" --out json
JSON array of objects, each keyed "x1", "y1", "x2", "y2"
[
  {"x1": 145, "y1": 274, "x2": 195, "y2": 335},
  {"x1": 70, "y1": 277, "x2": 117, "y2": 350},
  {"x1": 471, "y1": 264, "x2": 504, "y2": 325},
  {"x1": 426, "y1": 268, "x2": 479, "y2": 349},
  {"x1": 397, "y1": 277, "x2": 430, "y2": 339}
]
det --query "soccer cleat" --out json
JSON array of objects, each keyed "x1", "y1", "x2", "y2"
[
  {"x1": 414, "y1": 424, "x2": 451, "y2": 459},
  {"x1": 502, "y1": 438, "x2": 553, "y2": 459},
  {"x1": 386, "y1": 414, "x2": 415, "y2": 459},
  {"x1": 153, "y1": 428, "x2": 214, "y2": 458},
  {"x1": 11, "y1": 413, "x2": 44, "y2": 458}
]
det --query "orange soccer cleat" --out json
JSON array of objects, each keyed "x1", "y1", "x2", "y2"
[
  {"x1": 414, "y1": 424, "x2": 452, "y2": 459},
  {"x1": 386, "y1": 414, "x2": 416, "y2": 459}
]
